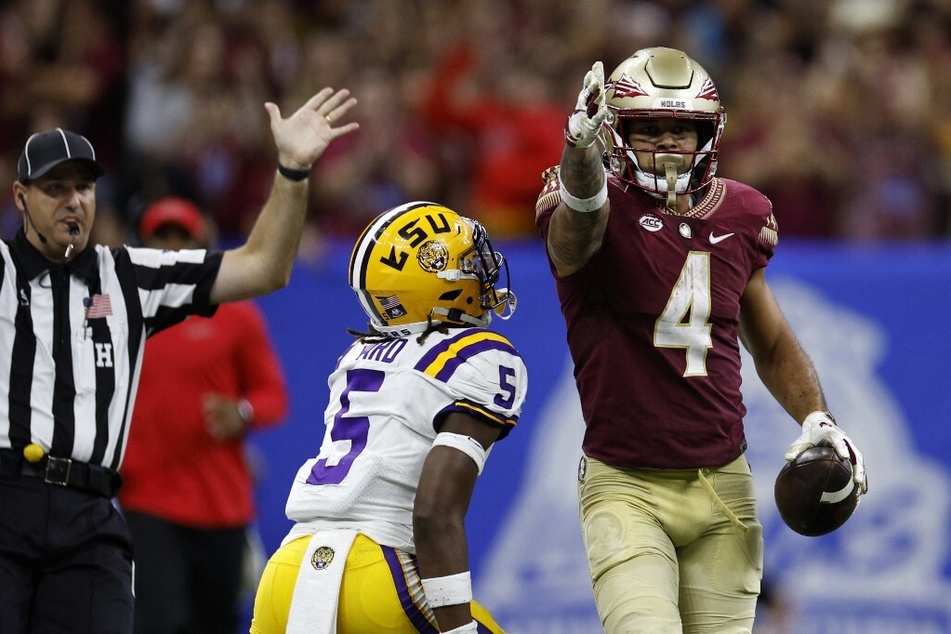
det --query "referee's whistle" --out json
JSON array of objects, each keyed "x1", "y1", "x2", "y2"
[{"x1": 23, "y1": 443, "x2": 45, "y2": 463}]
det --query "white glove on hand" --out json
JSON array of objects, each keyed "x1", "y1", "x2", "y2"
[
  {"x1": 565, "y1": 61, "x2": 608, "y2": 149},
  {"x1": 785, "y1": 411, "x2": 868, "y2": 494}
]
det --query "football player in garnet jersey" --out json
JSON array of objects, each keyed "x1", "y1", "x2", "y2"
[
  {"x1": 250, "y1": 202, "x2": 526, "y2": 634},
  {"x1": 535, "y1": 47, "x2": 867, "y2": 633}
]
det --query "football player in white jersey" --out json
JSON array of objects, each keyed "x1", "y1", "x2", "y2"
[{"x1": 250, "y1": 202, "x2": 527, "y2": 634}]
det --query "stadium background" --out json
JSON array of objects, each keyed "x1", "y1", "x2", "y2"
[{"x1": 2, "y1": 1, "x2": 950, "y2": 631}]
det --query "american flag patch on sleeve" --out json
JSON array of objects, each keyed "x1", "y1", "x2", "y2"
[{"x1": 84, "y1": 294, "x2": 113, "y2": 318}]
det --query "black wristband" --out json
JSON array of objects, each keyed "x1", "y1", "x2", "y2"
[{"x1": 277, "y1": 163, "x2": 310, "y2": 181}]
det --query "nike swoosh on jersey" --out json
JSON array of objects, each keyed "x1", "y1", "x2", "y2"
[{"x1": 709, "y1": 232, "x2": 735, "y2": 244}]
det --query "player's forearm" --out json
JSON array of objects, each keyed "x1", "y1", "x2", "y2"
[
  {"x1": 560, "y1": 144, "x2": 605, "y2": 199},
  {"x1": 548, "y1": 146, "x2": 608, "y2": 276},
  {"x1": 414, "y1": 511, "x2": 468, "y2": 576},
  {"x1": 755, "y1": 335, "x2": 827, "y2": 424},
  {"x1": 415, "y1": 522, "x2": 473, "y2": 631}
]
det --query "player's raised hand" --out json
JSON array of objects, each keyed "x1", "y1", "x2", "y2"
[
  {"x1": 565, "y1": 61, "x2": 608, "y2": 149},
  {"x1": 785, "y1": 411, "x2": 868, "y2": 494},
  {"x1": 264, "y1": 88, "x2": 359, "y2": 172}
]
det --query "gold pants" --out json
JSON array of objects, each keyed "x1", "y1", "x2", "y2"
[
  {"x1": 578, "y1": 455, "x2": 763, "y2": 634},
  {"x1": 250, "y1": 533, "x2": 504, "y2": 633}
]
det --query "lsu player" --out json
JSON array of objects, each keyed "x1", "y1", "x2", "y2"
[{"x1": 250, "y1": 202, "x2": 527, "y2": 633}]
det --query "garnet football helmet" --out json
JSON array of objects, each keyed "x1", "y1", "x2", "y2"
[
  {"x1": 349, "y1": 202, "x2": 515, "y2": 337},
  {"x1": 601, "y1": 47, "x2": 726, "y2": 202}
]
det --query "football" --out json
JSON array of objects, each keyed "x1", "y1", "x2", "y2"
[{"x1": 774, "y1": 446, "x2": 859, "y2": 536}]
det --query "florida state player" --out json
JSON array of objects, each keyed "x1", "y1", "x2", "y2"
[{"x1": 535, "y1": 47, "x2": 867, "y2": 633}]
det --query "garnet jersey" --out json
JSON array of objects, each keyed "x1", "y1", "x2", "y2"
[
  {"x1": 283, "y1": 328, "x2": 527, "y2": 552},
  {"x1": 536, "y1": 172, "x2": 777, "y2": 469}
]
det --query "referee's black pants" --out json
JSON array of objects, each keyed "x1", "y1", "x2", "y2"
[{"x1": 0, "y1": 472, "x2": 134, "y2": 633}]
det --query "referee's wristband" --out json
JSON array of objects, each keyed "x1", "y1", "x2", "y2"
[{"x1": 277, "y1": 163, "x2": 310, "y2": 181}]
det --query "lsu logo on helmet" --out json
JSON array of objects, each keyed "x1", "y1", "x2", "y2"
[{"x1": 417, "y1": 240, "x2": 449, "y2": 273}]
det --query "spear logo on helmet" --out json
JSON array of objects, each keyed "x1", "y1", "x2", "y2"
[{"x1": 608, "y1": 74, "x2": 649, "y2": 100}]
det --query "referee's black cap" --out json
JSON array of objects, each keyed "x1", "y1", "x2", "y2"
[{"x1": 17, "y1": 128, "x2": 105, "y2": 183}]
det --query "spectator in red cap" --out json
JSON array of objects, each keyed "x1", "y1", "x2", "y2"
[
  {"x1": 118, "y1": 196, "x2": 289, "y2": 634},
  {"x1": 136, "y1": 196, "x2": 209, "y2": 247}
]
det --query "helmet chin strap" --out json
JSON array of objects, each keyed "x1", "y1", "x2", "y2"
[
  {"x1": 629, "y1": 152, "x2": 690, "y2": 201},
  {"x1": 430, "y1": 307, "x2": 490, "y2": 328},
  {"x1": 659, "y1": 154, "x2": 685, "y2": 207},
  {"x1": 372, "y1": 291, "x2": 516, "y2": 336},
  {"x1": 623, "y1": 137, "x2": 715, "y2": 207},
  {"x1": 429, "y1": 288, "x2": 518, "y2": 329}
]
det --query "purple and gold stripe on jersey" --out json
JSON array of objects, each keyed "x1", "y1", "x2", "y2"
[
  {"x1": 382, "y1": 547, "x2": 439, "y2": 633},
  {"x1": 441, "y1": 399, "x2": 516, "y2": 430},
  {"x1": 415, "y1": 330, "x2": 517, "y2": 383}
]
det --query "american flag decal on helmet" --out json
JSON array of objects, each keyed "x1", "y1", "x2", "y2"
[
  {"x1": 609, "y1": 74, "x2": 649, "y2": 99},
  {"x1": 377, "y1": 295, "x2": 407, "y2": 319},
  {"x1": 696, "y1": 77, "x2": 719, "y2": 101}
]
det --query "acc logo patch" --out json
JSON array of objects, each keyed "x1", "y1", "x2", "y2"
[
  {"x1": 639, "y1": 214, "x2": 664, "y2": 232},
  {"x1": 311, "y1": 546, "x2": 335, "y2": 571},
  {"x1": 417, "y1": 240, "x2": 449, "y2": 273}
]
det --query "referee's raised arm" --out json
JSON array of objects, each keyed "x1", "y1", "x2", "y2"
[
  {"x1": 0, "y1": 87, "x2": 358, "y2": 633},
  {"x1": 211, "y1": 88, "x2": 359, "y2": 304}
]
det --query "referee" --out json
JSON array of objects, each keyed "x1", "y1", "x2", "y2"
[{"x1": 0, "y1": 88, "x2": 358, "y2": 632}]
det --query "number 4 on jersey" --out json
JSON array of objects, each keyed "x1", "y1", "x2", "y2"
[{"x1": 654, "y1": 251, "x2": 713, "y2": 377}]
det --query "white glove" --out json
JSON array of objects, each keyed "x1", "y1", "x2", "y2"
[
  {"x1": 565, "y1": 61, "x2": 609, "y2": 149},
  {"x1": 785, "y1": 411, "x2": 868, "y2": 494}
]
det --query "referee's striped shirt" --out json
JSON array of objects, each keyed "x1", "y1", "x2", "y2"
[{"x1": 0, "y1": 230, "x2": 222, "y2": 470}]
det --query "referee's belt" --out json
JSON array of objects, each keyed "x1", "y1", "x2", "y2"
[{"x1": 0, "y1": 448, "x2": 122, "y2": 498}]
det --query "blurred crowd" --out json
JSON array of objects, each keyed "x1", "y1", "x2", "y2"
[{"x1": 2, "y1": 0, "x2": 951, "y2": 258}]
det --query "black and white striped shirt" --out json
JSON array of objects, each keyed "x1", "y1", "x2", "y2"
[{"x1": 0, "y1": 230, "x2": 222, "y2": 470}]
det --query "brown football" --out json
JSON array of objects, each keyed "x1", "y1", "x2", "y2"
[{"x1": 774, "y1": 446, "x2": 859, "y2": 536}]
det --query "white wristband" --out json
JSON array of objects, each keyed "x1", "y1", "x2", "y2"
[
  {"x1": 432, "y1": 432, "x2": 487, "y2": 475},
  {"x1": 421, "y1": 570, "x2": 472, "y2": 608},
  {"x1": 558, "y1": 171, "x2": 608, "y2": 213},
  {"x1": 442, "y1": 620, "x2": 478, "y2": 633}
]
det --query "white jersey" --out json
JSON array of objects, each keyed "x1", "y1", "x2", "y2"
[{"x1": 283, "y1": 327, "x2": 528, "y2": 553}]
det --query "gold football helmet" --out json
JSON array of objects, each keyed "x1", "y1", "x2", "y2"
[
  {"x1": 601, "y1": 47, "x2": 726, "y2": 203},
  {"x1": 349, "y1": 202, "x2": 515, "y2": 337}
]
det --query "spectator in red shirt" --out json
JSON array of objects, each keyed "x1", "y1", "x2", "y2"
[
  {"x1": 422, "y1": 41, "x2": 567, "y2": 239},
  {"x1": 117, "y1": 196, "x2": 289, "y2": 634}
]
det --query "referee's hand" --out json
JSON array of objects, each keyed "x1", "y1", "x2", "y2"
[{"x1": 264, "y1": 87, "x2": 359, "y2": 173}]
